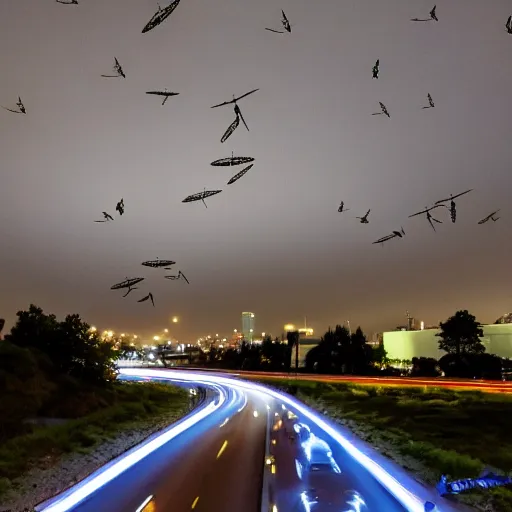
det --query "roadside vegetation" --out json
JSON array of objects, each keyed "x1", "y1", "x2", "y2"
[
  {"x1": 259, "y1": 378, "x2": 512, "y2": 511},
  {"x1": 0, "y1": 305, "x2": 191, "y2": 501}
]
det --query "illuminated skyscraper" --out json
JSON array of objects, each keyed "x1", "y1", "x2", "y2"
[{"x1": 241, "y1": 312, "x2": 255, "y2": 342}]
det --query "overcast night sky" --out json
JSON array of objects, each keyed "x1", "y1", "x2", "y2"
[{"x1": 1, "y1": 0, "x2": 511, "y2": 339}]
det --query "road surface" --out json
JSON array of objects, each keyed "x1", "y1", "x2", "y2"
[{"x1": 38, "y1": 370, "x2": 472, "y2": 512}]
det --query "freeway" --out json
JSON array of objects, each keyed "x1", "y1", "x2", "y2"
[{"x1": 37, "y1": 370, "x2": 472, "y2": 512}]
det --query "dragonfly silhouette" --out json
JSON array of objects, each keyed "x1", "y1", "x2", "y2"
[
  {"x1": 435, "y1": 189, "x2": 473, "y2": 223},
  {"x1": 338, "y1": 201, "x2": 350, "y2": 213},
  {"x1": 422, "y1": 94, "x2": 435, "y2": 109},
  {"x1": 101, "y1": 58, "x2": 125, "y2": 78},
  {"x1": 56, "y1": 0, "x2": 78, "y2": 4},
  {"x1": 266, "y1": 10, "x2": 292, "y2": 33},
  {"x1": 356, "y1": 210, "x2": 371, "y2": 224},
  {"x1": 478, "y1": 210, "x2": 500, "y2": 224},
  {"x1": 373, "y1": 227, "x2": 405, "y2": 245},
  {"x1": 165, "y1": 270, "x2": 190, "y2": 284},
  {"x1": 146, "y1": 89, "x2": 180, "y2": 105},
  {"x1": 94, "y1": 212, "x2": 114, "y2": 223},
  {"x1": 372, "y1": 102, "x2": 390, "y2": 118},
  {"x1": 2, "y1": 96, "x2": 26, "y2": 114},
  {"x1": 227, "y1": 164, "x2": 254, "y2": 185},
  {"x1": 142, "y1": 259, "x2": 176, "y2": 269},
  {"x1": 142, "y1": 1, "x2": 181, "y2": 34},
  {"x1": 116, "y1": 198, "x2": 125, "y2": 216},
  {"x1": 409, "y1": 205, "x2": 444, "y2": 231},
  {"x1": 211, "y1": 153, "x2": 255, "y2": 167},
  {"x1": 138, "y1": 292, "x2": 155, "y2": 307},
  {"x1": 372, "y1": 59, "x2": 380, "y2": 79},
  {"x1": 506, "y1": 16, "x2": 512, "y2": 34},
  {"x1": 111, "y1": 278, "x2": 145, "y2": 298},
  {"x1": 411, "y1": 5, "x2": 438, "y2": 22},
  {"x1": 182, "y1": 188, "x2": 222, "y2": 208},
  {"x1": 212, "y1": 89, "x2": 258, "y2": 141}
]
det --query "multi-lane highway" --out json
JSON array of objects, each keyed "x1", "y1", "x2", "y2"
[{"x1": 37, "y1": 369, "x2": 473, "y2": 512}]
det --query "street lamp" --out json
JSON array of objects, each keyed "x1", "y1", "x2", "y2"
[
  {"x1": 172, "y1": 317, "x2": 179, "y2": 323},
  {"x1": 153, "y1": 335, "x2": 160, "y2": 341}
]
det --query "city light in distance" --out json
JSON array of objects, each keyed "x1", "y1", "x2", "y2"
[{"x1": 172, "y1": 317, "x2": 179, "y2": 323}]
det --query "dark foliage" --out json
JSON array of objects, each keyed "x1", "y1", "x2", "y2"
[
  {"x1": 437, "y1": 310, "x2": 485, "y2": 357},
  {"x1": 411, "y1": 357, "x2": 441, "y2": 377}
]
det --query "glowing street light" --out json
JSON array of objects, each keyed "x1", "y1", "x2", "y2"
[
  {"x1": 172, "y1": 317, "x2": 179, "y2": 323},
  {"x1": 164, "y1": 329, "x2": 169, "y2": 333},
  {"x1": 89, "y1": 326, "x2": 97, "y2": 332},
  {"x1": 284, "y1": 324, "x2": 295, "y2": 332},
  {"x1": 153, "y1": 335, "x2": 160, "y2": 341}
]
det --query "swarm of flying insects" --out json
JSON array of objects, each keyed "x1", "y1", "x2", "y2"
[
  {"x1": 372, "y1": 102, "x2": 390, "y2": 118},
  {"x1": 211, "y1": 153, "x2": 255, "y2": 167},
  {"x1": 142, "y1": 0, "x2": 181, "y2": 34},
  {"x1": 101, "y1": 58, "x2": 125, "y2": 78},
  {"x1": 422, "y1": 94, "x2": 435, "y2": 109},
  {"x1": 265, "y1": 10, "x2": 292, "y2": 33},
  {"x1": 182, "y1": 189, "x2": 223, "y2": 208},
  {"x1": 111, "y1": 277, "x2": 145, "y2": 297},
  {"x1": 411, "y1": 5, "x2": 438, "y2": 22},
  {"x1": 409, "y1": 205, "x2": 444, "y2": 231},
  {"x1": 211, "y1": 89, "x2": 258, "y2": 143},
  {"x1": 142, "y1": 259, "x2": 176, "y2": 269},
  {"x1": 2, "y1": 96, "x2": 26, "y2": 114},
  {"x1": 372, "y1": 60, "x2": 380, "y2": 79},
  {"x1": 478, "y1": 210, "x2": 500, "y2": 224},
  {"x1": 373, "y1": 227, "x2": 405, "y2": 246},
  {"x1": 435, "y1": 189, "x2": 473, "y2": 223},
  {"x1": 146, "y1": 89, "x2": 180, "y2": 106},
  {"x1": 227, "y1": 164, "x2": 254, "y2": 185},
  {"x1": 165, "y1": 270, "x2": 190, "y2": 284},
  {"x1": 356, "y1": 210, "x2": 371, "y2": 224}
]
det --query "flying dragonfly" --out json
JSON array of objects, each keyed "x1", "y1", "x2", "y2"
[
  {"x1": 338, "y1": 201, "x2": 350, "y2": 213},
  {"x1": 2, "y1": 96, "x2": 26, "y2": 114},
  {"x1": 373, "y1": 227, "x2": 405, "y2": 245},
  {"x1": 478, "y1": 210, "x2": 500, "y2": 224},
  {"x1": 266, "y1": 10, "x2": 292, "y2": 33},
  {"x1": 146, "y1": 89, "x2": 180, "y2": 106},
  {"x1": 435, "y1": 189, "x2": 473, "y2": 223},
  {"x1": 372, "y1": 59, "x2": 380, "y2": 79},
  {"x1": 409, "y1": 205, "x2": 444, "y2": 231},
  {"x1": 116, "y1": 198, "x2": 125, "y2": 216},
  {"x1": 142, "y1": 0, "x2": 181, "y2": 34},
  {"x1": 138, "y1": 292, "x2": 155, "y2": 307},
  {"x1": 372, "y1": 102, "x2": 390, "y2": 118},
  {"x1": 422, "y1": 93, "x2": 435, "y2": 109},
  {"x1": 94, "y1": 212, "x2": 114, "y2": 223},
  {"x1": 211, "y1": 153, "x2": 255, "y2": 167},
  {"x1": 411, "y1": 5, "x2": 438, "y2": 22},
  {"x1": 227, "y1": 164, "x2": 254, "y2": 185},
  {"x1": 506, "y1": 16, "x2": 512, "y2": 34},
  {"x1": 356, "y1": 210, "x2": 371, "y2": 224},
  {"x1": 220, "y1": 110, "x2": 241, "y2": 144},
  {"x1": 111, "y1": 277, "x2": 145, "y2": 297},
  {"x1": 211, "y1": 89, "x2": 259, "y2": 109},
  {"x1": 56, "y1": 0, "x2": 78, "y2": 4},
  {"x1": 165, "y1": 270, "x2": 190, "y2": 284},
  {"x1": 182, "y1": 189, "x2": 223, "y2": 208},
  {"x1": 142, "y1": 259, "x2": 176, "y2": 269},
  {"x1": 101, "y1": 58, "x2": 125, "y2": 78}
]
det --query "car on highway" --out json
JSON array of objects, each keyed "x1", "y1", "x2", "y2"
[
  {"x1": 295, "y1": 434, "x2": 341, "y2": 479},
  {"x1": 298, "y1": 488, "x2": 368, "y2": 512}
]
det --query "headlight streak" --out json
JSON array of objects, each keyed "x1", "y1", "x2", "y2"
[
  {"x1": 135, "y1": 494, "x2": 153, "y2": 512},
  {"x1": 37, "y1": 375, "x2": 226, "y2": 512}
]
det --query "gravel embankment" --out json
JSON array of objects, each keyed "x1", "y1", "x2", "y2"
[{"x1": 0, "y1": 410, "x2": 190, "y2": 512}]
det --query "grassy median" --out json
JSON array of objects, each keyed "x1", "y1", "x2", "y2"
[
  {"x1": 257, "y1": 378, "x2": 512, "y2": 511},
  {"x1": 0, "y1": 381, "x2": 190, "y2": 499}
]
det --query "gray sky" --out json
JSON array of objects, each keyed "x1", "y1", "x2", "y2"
[{"x1": 1, "y1": 0, "x2": 511, "y2": 340}]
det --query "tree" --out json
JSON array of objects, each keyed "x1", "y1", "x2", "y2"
[
  {"x1": 349, "y1": 326, "x2": 372, "y2": 374},
  {"x1": 436, "y1": 310, "x2": 485, "y2": 356},
  {"x1": 6, "y1": 304, "x2": 118, "y2": 385}
]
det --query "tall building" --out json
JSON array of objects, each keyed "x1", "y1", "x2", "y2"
[{"x1": 241, "y1": 312, "x2": 255, "y2": 342}]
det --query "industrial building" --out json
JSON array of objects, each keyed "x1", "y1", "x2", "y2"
[{"x1": 383, "y1": 323, "x2": 512, "y2": 360}]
